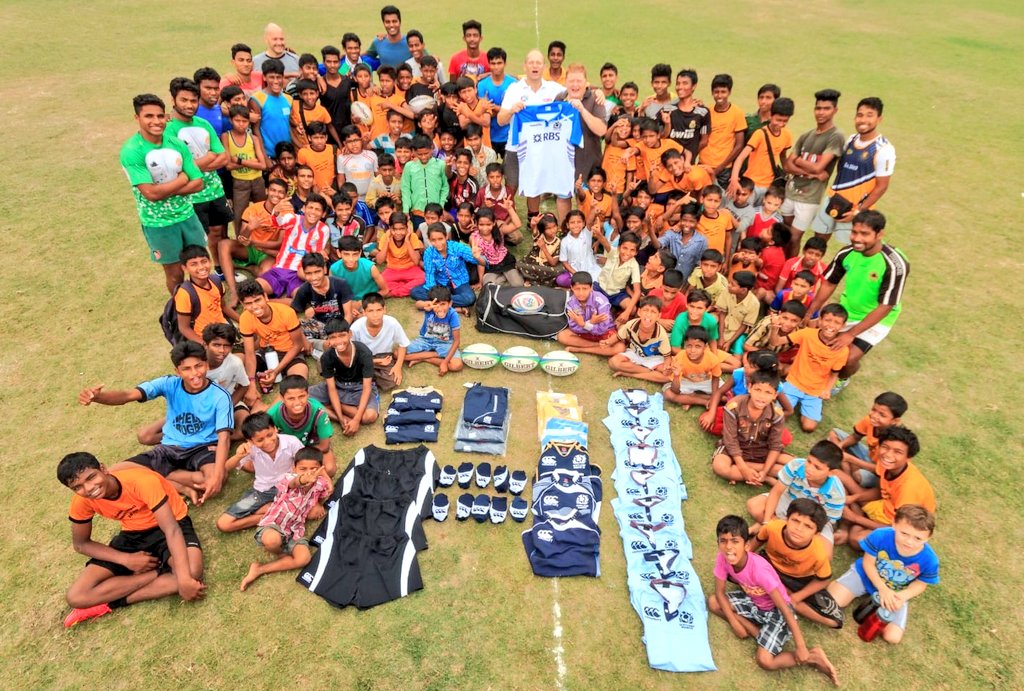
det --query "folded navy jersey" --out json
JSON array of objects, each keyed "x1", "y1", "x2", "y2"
[
  {"x1": 390, "y1": 387, "x2": 444, "y2": 412},
  {"x1": 532, "y1": 470, "x2": 603, "y2": 523},
  {"x1": 385, "y1": 408, "x2": 440, "y2": 425},
  {"x1": 462, "y1": 385, "x2": 509, "y2": 427},
  {"x1": 537, "y1": 441, "x2": 592, "y2": 478},
  {"x1": 522, "y1": 511, "x2": 601, "y2": 578},
  {"x1": 384, "y1": 421, "x2": 440, "y2": 444}
]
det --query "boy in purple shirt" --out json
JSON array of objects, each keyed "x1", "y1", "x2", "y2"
[
  {"x1": 555, "y1": 272, "x2": 622, "y2": 357},
  {"x1": 709, "y1": 515, "x2": 839, "y2": 684}
]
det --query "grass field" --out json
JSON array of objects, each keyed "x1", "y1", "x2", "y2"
[{"x1": 2, "y1": 0, "x2": 1022, "y2": 687}]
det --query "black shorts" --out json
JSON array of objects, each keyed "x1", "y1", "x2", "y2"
[
  {"x1": 87, "y1": 516, "x2": 201, "y2": 577},
  {"x1": 299, "y1": 524, "x2": 422, "y2": 609},
  {"x1": 777, "y1": 571, "x2": 844, "y2": 627},
  {"x1": 131, "y1": 444, "x2": 215, "y2": 477},
  {"x1": 851, "y1": 337, "x2": 874, "y2": 354},
  {"x1": 193, "y1": 196, "x2": 233, "y2": 230}
]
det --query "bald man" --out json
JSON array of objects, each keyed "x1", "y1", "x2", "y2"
[
  {"x1": 253, "y1": 23, "x2": 300, "y2": 79},
  {"x1": 497, "y1": 50, "x2": 567, "y2": 217}
]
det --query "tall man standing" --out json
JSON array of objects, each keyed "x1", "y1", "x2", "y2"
[
  {"x1": 368, "y1": 5, "x2": 412, "y2": 68},
  {"x1": 120, "y1": 94, "x2": 205, "y2": 294},
  {"x1": 497, "y1": 50, "x2": 566, "y2": 219}
]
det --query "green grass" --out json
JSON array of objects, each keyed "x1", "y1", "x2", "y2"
[{"x1": 1, "y1": 0, "x2": 1022, "y2": 688}]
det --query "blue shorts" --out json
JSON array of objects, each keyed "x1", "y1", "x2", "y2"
[
  {"x1": 407, "y1": 336, "x2": 460, "y2": 359},
  {"x1": 780, "y1": 380, "x2": 823, "y2": 422}
]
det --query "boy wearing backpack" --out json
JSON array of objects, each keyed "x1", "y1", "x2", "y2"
[{"x1": 164, "y1": 245, "x2": 239, "y2": 345}]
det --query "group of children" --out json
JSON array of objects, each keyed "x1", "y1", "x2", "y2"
[{"x1": 82, "y1": 10, "x2": 929, "y2": 679}]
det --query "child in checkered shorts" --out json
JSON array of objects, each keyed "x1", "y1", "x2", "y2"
[{"x1": 709, "y1": 515, "x2": 839, "y2": 684}]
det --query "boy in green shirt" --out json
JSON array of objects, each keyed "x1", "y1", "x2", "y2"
[
  {"x1": 120, "y1": 93, "x2": 206, "y2": 294},
  {"x1": 266, "y1": 375, "x2": 337, "y2": 476},
  {"x1": 165, "y1": 78, "x2": 232, "y2": 271}
]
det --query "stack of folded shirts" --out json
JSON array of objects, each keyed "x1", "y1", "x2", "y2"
[
  {"x1": 384, "y1": 387, "x2": 443, "y2": 444},
  {"x1": 454, "y1": 385, "x2": 511, "y2": 455}
]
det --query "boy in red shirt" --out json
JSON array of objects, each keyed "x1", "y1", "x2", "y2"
[{"x1": 776, "y1": 236, "x2": 827, "y2": 292}]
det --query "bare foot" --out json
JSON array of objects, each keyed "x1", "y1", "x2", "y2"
[
  {"x1": 806, "y1": 647, "x2": 839, "y2": 686},
  {"x1": 239, "y1": 563, "x2": 262, "y2": 592},
  {"x1": 682, "y1": 404, "x2": 692, "y2": 411},
  {"x1": 565, "y1": 346, "x2": 580, "y2": 353},
  {"x1": 456, "y1": 307, "x2": 471, "y2": 317},
  {"x1": 180, "y1": 486, "x2": 200, "y2": 505},
  {"x1": 407, "y1": 360, "x2": 419, "y2": 368}
]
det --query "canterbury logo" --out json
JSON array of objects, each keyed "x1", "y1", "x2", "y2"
[{"x1": 643, "y1": 606, "x2": 661, "y2": 619}]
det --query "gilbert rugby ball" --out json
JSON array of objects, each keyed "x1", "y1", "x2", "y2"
[
  {"x1": 509, "y1": 291, "x2": 545, "y2": 314},
  {"x1": 501, "y1": 345, "x2": 540, "y2": 373},
  {"x1": 351, "y1": 101, "x2": 374, "y2": 126},
  {"x1": 408, "y1": 95, "x2": 437, "y2": 115},
  {"x1": 462, "y1": 343, "x2": 501, "y2": 370},
  {"x1": 540, "y1": 350, "x2": 580, "y2": 377}
]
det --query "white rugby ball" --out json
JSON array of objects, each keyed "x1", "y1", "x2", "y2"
[
  {"x1": 509, "y1": 291, "x2": 545, "y2": 314},
  {"x1": 351, "y1": 101, "x2": 373, "y2": 125},
  {"x1": 462, "y1": 343, "x2": 501, "y2": 370},
  {"x1": 408, "y1": 95, "x2": 437, "y2": 115},
  {"x1": 501, "y1": 345, "x2": 540, "y2": 373},
  {"x1": 541, "y1": 350, "x2": 580, "y2": 377}
]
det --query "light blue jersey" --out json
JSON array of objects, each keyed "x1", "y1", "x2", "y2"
[{"x1": 137, "y1": 375, "x2": 233, "y2": 447}]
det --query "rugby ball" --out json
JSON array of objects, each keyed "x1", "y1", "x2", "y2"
[
  {"x1": 462, "y1": 343, "x2": 501, "y2": 370},
  {"x1": 509, "y1": 291, "x2": 545, "y2": 315},
  {"x1": 408, "y1": 95, "x2": 437, "y2": 115},
  {"x1": 541, "y1": 350, "x2": 580, "y2": 377},
  {"x1": 351, "y1": 101, "x2": 373, "y2": 126},
  {"x1": 501, "y1": 345, "x2": 540, "y2": 373}
]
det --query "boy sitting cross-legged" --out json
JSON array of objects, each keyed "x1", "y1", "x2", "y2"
[
  {"x1": 709, "y1": 515, "x2": 839, "y2": 684},
  {"x1": 58, "y1": 452, "x2": 205, "y2": 628},
  {"x1": 406, "y1": 285, "x2": 465, "y2": 376},
  {"x1": 266, "y1": 375, "x2": 336, "y2": 476},
  {"x1": 749, "y1": 498, "x2": 845, "y2": 630}
]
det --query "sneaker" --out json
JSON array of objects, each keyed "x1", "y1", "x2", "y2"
[
  {"x1": 830, "y1": 378, "x2": 851, "y2": 397},
  {"x1": 64, "y1": 603, "x2": 112, "y2": 628}
]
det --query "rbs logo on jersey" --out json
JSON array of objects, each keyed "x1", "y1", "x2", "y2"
[{"x1": 532, "y1": 131, "x2": 561, "y2": 143}]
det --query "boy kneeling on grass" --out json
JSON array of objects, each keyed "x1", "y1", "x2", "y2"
[
  {"x1": 240, "y1": 447, "x2": 332, "y2": 591},
  {"x1": 710, "y1": 515, "x2": 839, "y2": 685},
  {"x1": 59, "y1": 452, "x2": 205, "y2": 628}
]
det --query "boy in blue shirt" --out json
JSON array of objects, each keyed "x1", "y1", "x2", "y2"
[
  {"x1": 406, "y1": 286, "x2": 464, "y2": 376},
  {"x1": 249, "y1": 59, "x2": 292, "y2": 158},
  {"x1": 827, "y1": 504, "x2": 939, "y2": 644},
  {"x1": 77, "y1": 341, "x2": 233, "y2": 505}
]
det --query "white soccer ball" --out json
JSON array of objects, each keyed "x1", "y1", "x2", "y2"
[
  {"x1": 351, "y1": 101, "x2": 374, "y2": 126},
  {"x1": 540, "y1": 350, "x2": 580, "y2": 377},
  {"x1": 462, "y1": 343, "x2": 501, "y2": 370},
  {"x1": 501, "y1": 345, "x2": 540, "y2": 373},
  {"x1": 408, "y1": 95, "x2": 437, "y2": 115}
]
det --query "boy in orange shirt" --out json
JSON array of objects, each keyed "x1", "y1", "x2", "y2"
[
  {"x1": 376, "y1": 212, "x2": 425, "y2": 296},
  {"x1": 828, "y1": 391, "x2": 907, "y2": 489},
  {"x1": 173, "y1": 245, "x2": 238, "y2": 345},
  {"x1": 699, "y1": 74, "x2": 747, "y2": 187},
  {"x1": 729, "y1": 97, "x2": 794, "y2": 204},
  {"x1": 290, "y1": 80, "x2": 338, "y2": 149},
  {"x1": 779, "y1": 304, "x2": 850, "y2": 432},
  {"x1": 838, "y1": 425, "x2": 936, "y2": 551},
  {"x1": 665, "y1": 324, "x2": 723, "y2": 409},
  {"x1": 58, "y1": 452, "x2": 205, "y2": 628},
  {"x1": 218, "y1": 178, "x2": 290, "y2": 303},
  {"x1": 697, "y1": 185, "x2": 737, "y2": 263},
  {"x1": 632, "y1": 119, "x2": 683, "y2": 184},
  {"x1": 296, "y1": 122, "x2": 337, "y2": 195},
  {"x1": 237, "y1": 279, "x2": 309, "y2": 392}
]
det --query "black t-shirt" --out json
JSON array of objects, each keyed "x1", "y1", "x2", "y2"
[
  {"x1": 291, "y1": 277, "x2": 354, "y2": 325},
  {"x1": 320, "y1": 341, "x2": 375, "y2": 384},
  {"x1": 320, "y1": 76, "x2": 355, "y2": 136},
  {"x1": 438, "y1": 104, "x2": 465, "y2": 143},
  {"x1": 667, "y1": 105, "x2": 710, "y2": 160},
  {"x1": 405, "y1": 84, "x2": 435, "y2": 102}
]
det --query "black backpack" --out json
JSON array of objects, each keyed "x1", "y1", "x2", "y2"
[
  {"x1": 475, "y1": 284, "x2": 569, "y2": 340},
  {"x1": 159, "y1": 275, "x2": 224, "y2": 344}
]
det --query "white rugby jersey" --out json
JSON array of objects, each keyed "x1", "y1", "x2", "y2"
[{"x1": 510, "y1": 102, "x2": 583, "y2": 197}]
